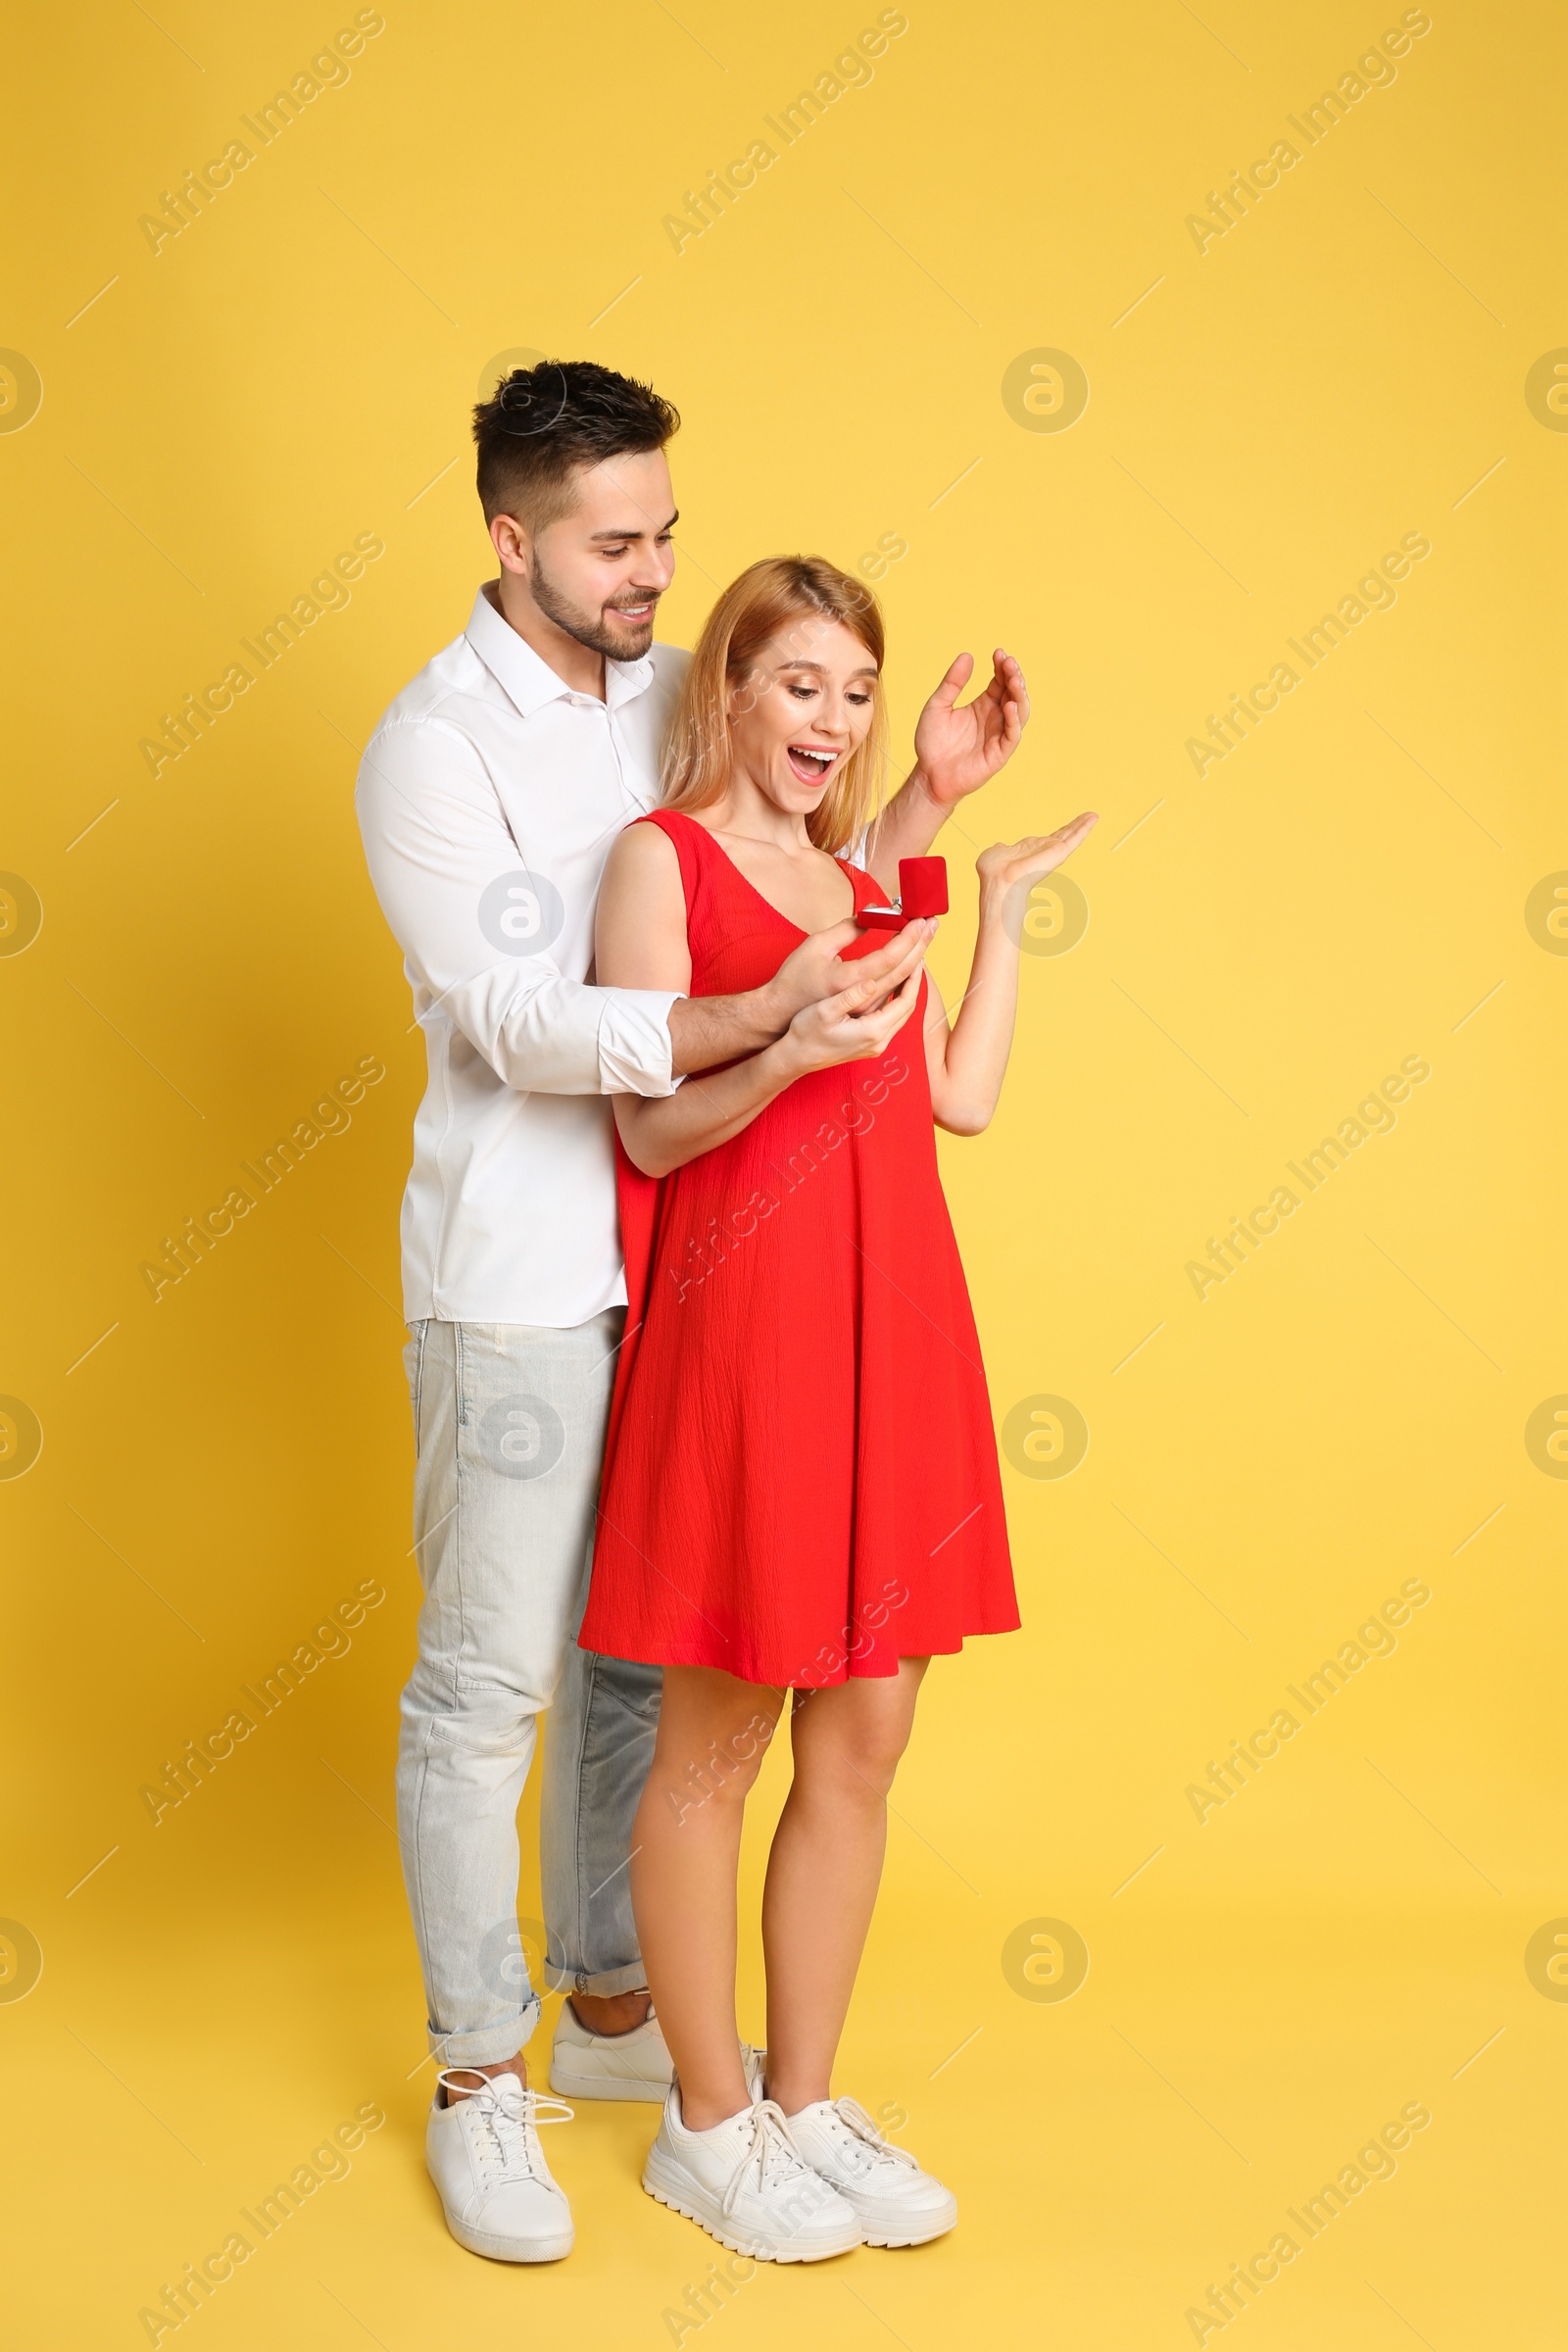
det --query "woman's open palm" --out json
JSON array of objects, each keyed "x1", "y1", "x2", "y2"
[{"x1": 976, "y1": 810, "x2": 1099, "y2": 894}]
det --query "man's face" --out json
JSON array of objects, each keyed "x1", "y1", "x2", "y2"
[{"x1": 526, "y1": 449, "x2": 676, "y2": 661}]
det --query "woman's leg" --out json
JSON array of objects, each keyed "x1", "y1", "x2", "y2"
[
  {"x1": 629, "y1": 1663, "x2": 785, "y2": 2131},
  {"x1": 760, "y1": 1658, "x2": 929, "y2": 2116}
]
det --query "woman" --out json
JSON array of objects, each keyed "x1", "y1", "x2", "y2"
[{"x1": 580, "y1": 556, "x2": 1096, "y2": 2261}]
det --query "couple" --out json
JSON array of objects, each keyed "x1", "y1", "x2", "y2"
[{"x1": 356, "y1": 360, "x2": 1095, "y2": 2266}]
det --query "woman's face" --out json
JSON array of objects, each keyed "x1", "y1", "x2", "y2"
[{"x1": 724, "y1": 614, "x2": 878, "y2": 816}]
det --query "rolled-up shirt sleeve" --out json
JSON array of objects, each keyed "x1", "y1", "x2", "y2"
[{"x1": 356, "y1": 712, "x2": 681, "y2": 1099}]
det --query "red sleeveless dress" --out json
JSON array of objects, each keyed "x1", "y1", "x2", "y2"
[{"x1": 578, "y1": 809, "x2": 1018, "y2": 1689}]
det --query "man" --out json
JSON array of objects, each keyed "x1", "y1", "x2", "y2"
[{"x1": 355, "y1": 359, "x2": 1028, "y2": 2263}]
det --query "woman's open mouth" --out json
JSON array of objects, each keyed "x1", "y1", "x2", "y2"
[{"x1": 786, "y1": 744, "x2": 839, "y2": 784}]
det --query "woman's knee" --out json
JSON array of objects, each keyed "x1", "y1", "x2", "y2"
[
  {"x1": 650, "y1": 1693, "x2": 781, "y2": 1818},
  {"x1": 794, "y1": 1699, "x2": 918, "y2": 1800},
  {"x1": 847, "y1": 1727, "x2": 914, "y2": 1796}
]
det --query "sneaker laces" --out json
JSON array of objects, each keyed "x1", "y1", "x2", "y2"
[
  {"x1": 820, "y1": 2097, "x2": 921, "y2": 2177},
  {"x1": 436, "y1": 2071, "x2": 573, "y2": 2188},
  {"x1": 719, "y1": 2098, "x2": 819, "y2": 2221}
]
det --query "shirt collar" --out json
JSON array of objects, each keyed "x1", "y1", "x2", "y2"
[{"x1": 466, "y1": 584, "x2": 657, "y2": 719}]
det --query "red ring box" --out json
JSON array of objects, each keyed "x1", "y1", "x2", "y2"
[
  {"x1": 900, "y1": 857, "x2": 949, "y2": 916},
  {"x1": 858, "y1": 855, "x2": 949, "y2": 930}
]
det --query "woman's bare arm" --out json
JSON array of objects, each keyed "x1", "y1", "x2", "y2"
[
  {"x1": 595, "y1": 820, "x2": 936, "y2": 1077},
  {"x1": 599, "y1": 823, "x2": 933, "y2": 1179},
  {"x1": 924, "y1": 814, "x2": 1098, "y2": 1135}
]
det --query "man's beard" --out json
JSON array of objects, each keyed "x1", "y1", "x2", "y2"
[{"x1": 528, "y1": 555, "x2": 657, "y2": 660}]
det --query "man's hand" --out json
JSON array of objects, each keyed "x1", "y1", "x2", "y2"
[
  {"x1": 624, "y1": 922, "x2": 934, "y2": 1175},
  {"x1": 910, "y1": 649, "x2": 1029, "y2": 811},
  {"x1": 762, "y1": 916, "x2": 936, "y2": 1028}
]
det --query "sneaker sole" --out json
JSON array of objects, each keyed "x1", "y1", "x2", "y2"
[
  {"x1": 549, "y1": 2064, "x2": 667, "y2": 2104},
  {"x1": 442, "y1": 2210, "x2": 575, "y2": 2263},
  {"x1": 549, "y1": 2044, "x2": 761, "y2": 2105},
  {"x1": 845, "y1": 2192, "x2": 957, "y2": 2248},
  {"x1": 862, "y1": 2217, "x2": 957, "y2": 2247},
  {"x1": 642, "y1": 2149, "x2": 861, "y2": 2263}
]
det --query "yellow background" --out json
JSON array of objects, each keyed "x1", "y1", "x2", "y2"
[{"x1": 4, "y1": 1, "x2": 1564, "y2": 2343}]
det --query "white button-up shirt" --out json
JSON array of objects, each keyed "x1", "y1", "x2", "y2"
[{"x1": 356, "y1": 586, "x2": 688, "y2": 1327}]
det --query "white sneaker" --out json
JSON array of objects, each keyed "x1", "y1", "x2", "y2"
[
  {"x1": 783, "y1": 2097, "x2": 957, "y2": 2246},
  {"x1": 425, "y1": 2070, "x2": 574, "y2": 2262},
  {"x1": 550, "y1": 1998, "x2": 765, "y2": 2105},
  {"x1": 643, "y1": 2082, "x2": 862, "y2": 2261}
]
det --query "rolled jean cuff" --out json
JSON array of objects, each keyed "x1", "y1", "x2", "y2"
[
  {"x1": 426, "y1": 1997, "x2": 541, "y2": 2068},
  {"x1": 546, "y1": 1955, "x2": 649, "y2": 2000}
]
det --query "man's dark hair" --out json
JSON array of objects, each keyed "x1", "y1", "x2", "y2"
[{"x1": 471, "y1": 360, "x2": 679, "y2": 532}]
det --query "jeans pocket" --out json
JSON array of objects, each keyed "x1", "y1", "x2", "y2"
[{"x1": 456, "y1": 1325, "x2": 571, "y2": 1483}]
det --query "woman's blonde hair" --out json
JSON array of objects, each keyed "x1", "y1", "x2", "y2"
[{"x1": 661, "y1": 556, "x2": 888, "y2": 856}]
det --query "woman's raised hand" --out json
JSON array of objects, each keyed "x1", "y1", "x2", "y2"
[{"x1": 975, "y1": 811, "x2": 1099, "y2": 900}]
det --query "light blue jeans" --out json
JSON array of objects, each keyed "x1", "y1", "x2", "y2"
[{"x1": 397, "y1": 1314, "x2": 662, "y2": 2065}]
